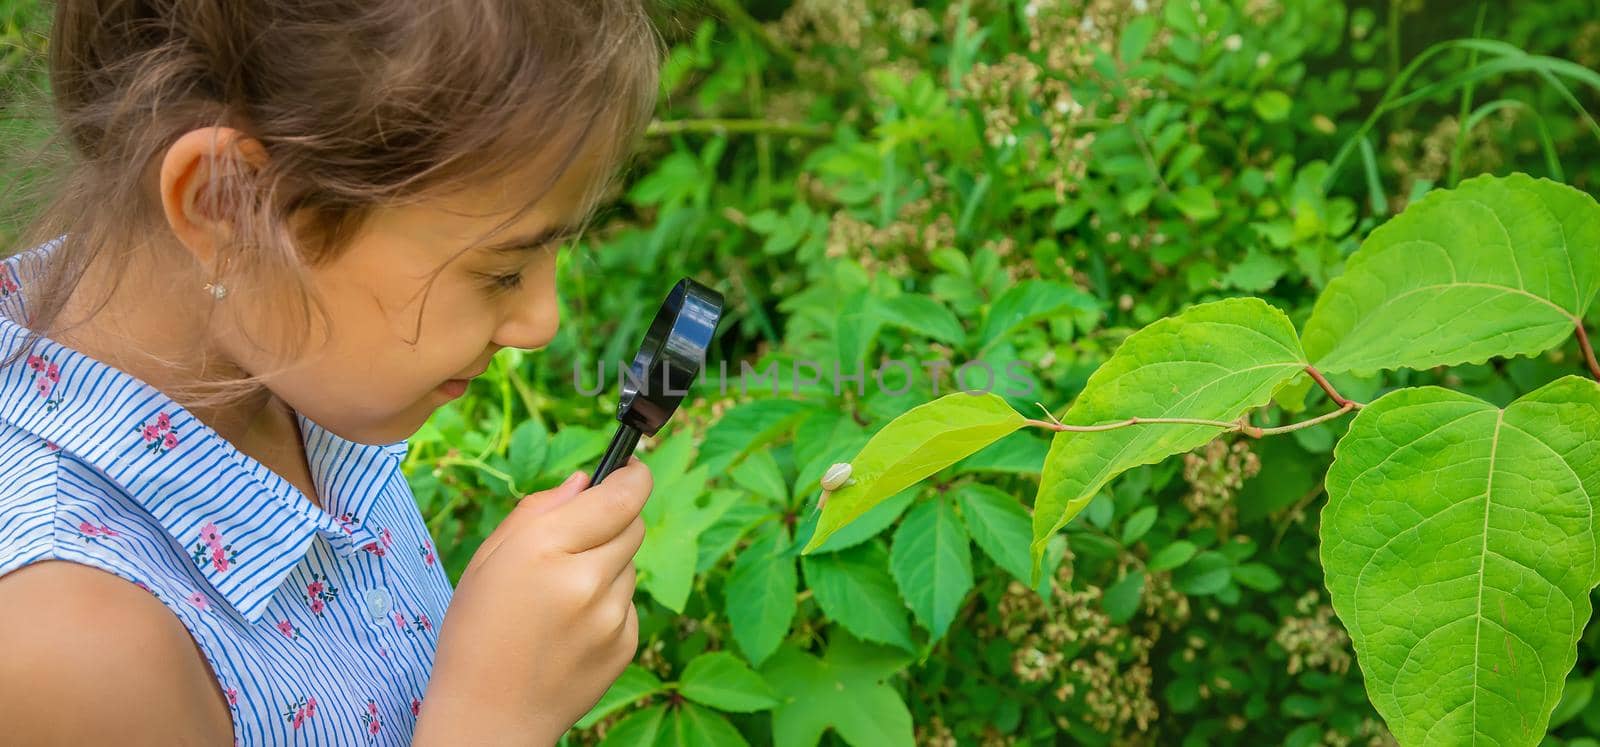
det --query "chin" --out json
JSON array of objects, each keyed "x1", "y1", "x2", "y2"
[{"x1": 314, "y1": 405, "x2": 433, "y2": 447}]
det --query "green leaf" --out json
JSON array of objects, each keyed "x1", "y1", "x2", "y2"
[
  {"x1": 725, "y1": 524, "x2": 799, "y2": 667},
  {"x1": 977, "y1": 280, "x2": 1099, "y2": 350},
  {"x1": 806, "y1": 487, "x2": 916, "y2": 554},
  {"x1": 1551, "y1": 673, "x2": 1594, "y2": 729},
  {"x1": 760, "y1": 630, "x2": 915, "y2": 747},
  {"x1": 663, "y1": 703, "x2": 751, "y2": 747},
  {"x1": 803, "y1": 542, "x2": 916, "y2": 652},
  {"x1": 696, "y1": 399, "x2": 813, "y2": 476},
  {"x1": 870, "y1": 294, "x2": 966, "y2": 344},
  {"x1": 1172, "y1": 551, "x2": 1232, "y2": 595},
  {"x1": 1172, "y1": 185, "x2": 1219, "y2": 222},
  {"x1": 1120, "y1": 506, "x2": 1158, "y2": 545},
  {"x1": 957, "y1": 484, "x2": 1036, "y2": 588},
  {"x1": 1221, "y1": 248, "x2": 1289, "y2": 292},
  {"x1": 730, "y1": 450, "x2": 788, "y2": 504},
  {"x1": 952, "y1": 430, "x2": 1051, "y2": 476},
  {"x1": 635, "y1": 479, "x2": 736, "y2": 614},
  {"x1": 1252, "y1": 91, "x2": 1293, "y2": 122},
  {"x1": 679, "y1": 651, "x2": 781, "y2": 713},
  {"x1": 1231, "y1": 562, "x2": 1283, "y2": 592},
  {"x1": 574, "y1": 665, "x2": 665, "y2": 729},
  {"x1": 888, "y1": 497, "x2": 973, "y2": 641},
  {"x1": 1321, "y1": 376, "x2": 1600, "y2": 746},
  {"x1": 1119, "y1": 16, "x2": 1158, "y2": 66},
  {"x1": 1031, "y1": 298, "x2": 1307, "y2": 582},
  {"x1": 634, "y1": 510, "x2": 701, "y2": 614},
  {"x1": 1147, "y1": 540, "x2": 1197, "y2": 571},
  {"x1": 543, "y1": 426, "x2": 610, "y2": 481},
  {"x1": 1103, "y1": 570, "x2": 1145, "y2": 624},
  {"x1": 805, "y1": 392, "x2": 1026, "y2": 553},
  {"x1": 597, "y1": 704, "x2": 668, "y2": 746},
  {"x1": 508, "y1": 418, "x2": 548, "y2": 491},
  {"x1": 1302, "y1": 173, "x2": 1600, "y2": 374}
]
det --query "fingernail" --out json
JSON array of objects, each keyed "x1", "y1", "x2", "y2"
[{"x1": 563, "y1": 470, "x2": 584, "y2": 487}]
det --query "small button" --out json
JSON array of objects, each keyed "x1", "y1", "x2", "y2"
[{"x1": 364, "y1": 588, "x2": 392, "y2": 622}]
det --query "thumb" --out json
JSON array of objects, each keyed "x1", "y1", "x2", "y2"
[{"x1": 518, "y1": 470, "x2": 591, "y2": 515}]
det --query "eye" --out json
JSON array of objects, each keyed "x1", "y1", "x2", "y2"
[{"x1": 478, "y1": 270, "x2": 525, "y2": 294}]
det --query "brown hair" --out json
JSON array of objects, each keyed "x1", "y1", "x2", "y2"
[{"x1": 1, "y1": 0, "x2": 660, "y2": 409}]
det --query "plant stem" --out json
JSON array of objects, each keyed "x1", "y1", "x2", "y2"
[
  {"x1": 705, "y1": 0, "x2": 797, "y2": 66},
  {"x1": 646, "y1": 118, "x2": 831, "y2": 139},
  {"x1": 1023, "y1": 415, "x2": 1258, "y2": 435},
  {"x1": 435, "y1": 456, "x2": 519, "y2": 496},
  {"x1": 1578, "y1": 323, "x2": 1600, "y2": 381},
  {"x1": 1304, "y1": 365, "x2": 1362, "y2": 408},
  {"x1": 1254, "y1": 404, "x2": 1358, "y2": 436},
  {"x1": 1022, "y1": 403, "x2": 1358, "y2": 440}
]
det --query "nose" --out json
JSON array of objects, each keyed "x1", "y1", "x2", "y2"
[{"x1": 492, "y1": 283, "x2": 560, "y2": 351}]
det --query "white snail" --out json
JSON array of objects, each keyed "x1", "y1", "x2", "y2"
[{"x1": 820, "y1": 462, "x2": 857, "y2": 491}]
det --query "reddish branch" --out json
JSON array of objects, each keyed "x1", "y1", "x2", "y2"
[
  {"x1": 1578, "y1": 323, "x2": 1600, "y2": 382},
  {"x1": 1305, "y1": 365, "x2": 1362, "y2": 408}
]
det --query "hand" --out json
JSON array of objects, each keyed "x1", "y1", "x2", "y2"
[{"x1": 414, "y1": 456, "x2": 653, "y2": 746}]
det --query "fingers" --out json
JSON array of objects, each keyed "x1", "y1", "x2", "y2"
[
  {"x1": 603, "y1": 565, "x2": 639, "y2": 645},
  {"x1": 588, "y1": 513, "x2": 646, "y2": 577},
  {"x1": 515, "y1": 470, "x2": 591, "y2": 517},
  {"x1": 542, "y1": 458, "x2": 653, "y2": 553}
]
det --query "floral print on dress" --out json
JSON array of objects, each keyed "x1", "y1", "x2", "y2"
[
  {"x1": 419, "y1": 540, "x2": 436, "y2": 566},
  {"x1": 306, "y1": 572, "x2": 340, "y2": 616},
  {"x1": 360, "y1": 525, "x2": 393, "y2": 557},
  {"x1": 75, "y1": 520, "x2": 120, "y2": 542},
  {"x1": 284, "y1": 696, "x2": 317, "y2": 730},
  {"x1": 187, "y1": 591, "x2": 210, "y2": 611},
  {"x1": 26, "y1": 354, "x2": 63, "y2": 412},
  {"x1": 410, "y1": 697, "x2": 422, "y2": 717},
  {"x1": 225, "y1": 687, "x2": 239, "y2": 708},
  {"x1": 135, "y1": 411, "x2": 179, "y2": 454},
  {"x1": 0, "y1": 271, "x2": 18, "y2": 297},
  {"x1": 360, "y1": 699, "x2": 382, "y2": 737},
  {"x1": 336, "y1": 512, "x2": 359, "y2": 534},
  {"x1": 405, "y1": 610, "x2": 433, "y2": 637},
  {"x1": 192, "y1": 521, "x2": 239, "y2": 572},
  {"x1": 275, "y1": 619, "x2": 301, "y2": 639}
]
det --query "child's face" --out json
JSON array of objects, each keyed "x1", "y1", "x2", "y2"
[{"x1": 246, "y1": 151, "x2": 600, "y2": 445}]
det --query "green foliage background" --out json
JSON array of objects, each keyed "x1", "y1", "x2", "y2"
[{"x1": 5, "y1": 0, "x2": 1600, "y2": 744}]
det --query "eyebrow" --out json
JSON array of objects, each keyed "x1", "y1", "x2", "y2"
[{"x1": 478, "y1": 222, "x2": 584, "y2": 255}]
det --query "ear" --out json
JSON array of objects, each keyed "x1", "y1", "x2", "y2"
[{"x1": 157, "y1": 127, "x2": 270, "y2": 270}]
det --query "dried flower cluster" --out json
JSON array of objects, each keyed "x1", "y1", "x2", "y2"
[
  {"x1": 1181, "y1": 439, "x2": 1261, "y2": 531},
  {"x1": 1274, "y1": 590, "x2": 1353, "y2": 676}
]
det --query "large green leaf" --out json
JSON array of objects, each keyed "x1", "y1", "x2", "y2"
[
  {"x1": 635, "y1": 479, "x2": 737, "y2": 614},
  {"x1": 957, "y1": 483, "x2": 1034, "y2": 586},
  {"x1": 802, "y1": 542, "x2": 916, "y2": 652},
  {"x1": 1302, "y1": 173, "x2": 1600, "y2": 374},
  {"x1": 664, "y1": 703, "x2": 750, "y2": 747},
  {"x1": 507, "y1": 418, "x2": 548, "y2": 492},
  {"x1": 888, "y1": 496, "x2": 973, "y2": 641},
  {"x1": 725, "y1": 523, "x2": 798, "y2": 667},
  {"x1": 803, "y1": 391, "x2": 1026, "y2": 553},
  {"x1": 1030, "y1": 297, "x2": 1307, "y2": 582},
  {"x1": 760, "y1": 630, "x2": 915, "y2": 747},
  {"x1": 1321, "y1": 376, "x2": 1600, "y2": 746},
  {"x1": 871, "y1": 294, "x2": 966, "y2": 344},
  {"x1": 679, "y1": 651, "x2": 781, "y2": 713}
]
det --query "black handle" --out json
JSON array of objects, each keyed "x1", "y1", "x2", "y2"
[{"x1": 591, "y1": 423, "x2": 642, "y2": 486}]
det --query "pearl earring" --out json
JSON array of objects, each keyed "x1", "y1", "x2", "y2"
[{"x1": 204, "y1": 281, "x2": 228, "y2": 300}]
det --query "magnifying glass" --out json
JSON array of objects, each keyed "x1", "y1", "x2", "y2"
[{"x1": 590, "y1": 277, "x2": 724, "y2": 486}]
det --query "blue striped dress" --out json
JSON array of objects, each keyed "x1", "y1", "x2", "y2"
[{"x1": 0, "y1": 240, "x2": 456, "y2": 745}]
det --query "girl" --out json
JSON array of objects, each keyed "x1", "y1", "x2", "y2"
[{"x1": 0, "y1": 1, "x2": 659, "y2": 744}]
